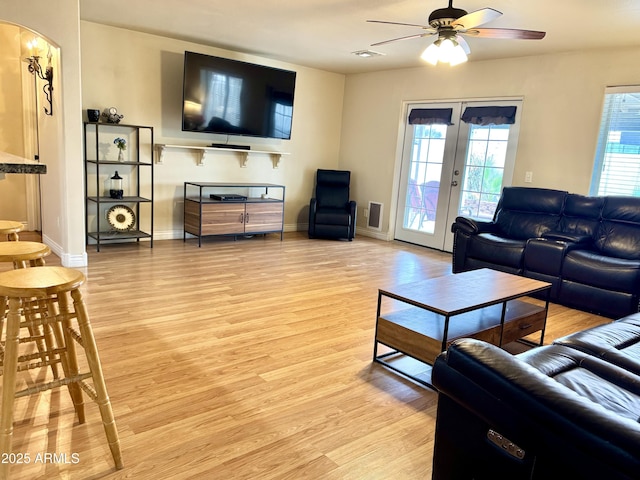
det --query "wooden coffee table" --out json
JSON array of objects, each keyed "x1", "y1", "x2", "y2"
[{"x1": 373, "y1": 268, "x2": 551, "y2": 388}]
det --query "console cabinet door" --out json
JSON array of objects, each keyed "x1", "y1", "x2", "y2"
[
  {"x1": 244, "y1": 202, "x2": 284, "y2": 234},
  {"x1": 200, "y1": 202, "x2": 245, "y2": 235},
  {"x1": 184, "y1": 199, "x2": 202, "y2": 236}
]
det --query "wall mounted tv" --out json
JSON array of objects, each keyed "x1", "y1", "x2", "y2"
[{"x1": 182, "y1": 51, "x2": 297, "y2": 140}]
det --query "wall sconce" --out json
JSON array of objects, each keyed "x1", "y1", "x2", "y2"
[{"x1": 25, "y1": 39, "x2": 54, "y2": 116}]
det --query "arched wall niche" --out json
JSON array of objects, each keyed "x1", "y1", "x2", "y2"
[
  {"x1": 0, "y1": 3, "x2": 86, "y2": 267},
  {"x1": 0, "y1": 22, "x2": 59, "y2": 232}
]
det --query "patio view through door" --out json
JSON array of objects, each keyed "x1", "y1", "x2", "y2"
[{"x1": 394, "y1": 100, "x2": 522, "y2": 252}]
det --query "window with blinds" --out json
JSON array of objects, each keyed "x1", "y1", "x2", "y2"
[{"x1": 590, "y1": 86, "x2": 640, "y2": 196}]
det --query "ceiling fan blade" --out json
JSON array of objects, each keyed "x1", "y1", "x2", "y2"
[
  {"x1": 451, "y1": 8, "x2": 502, "y2": 29},
  {"x1": 371, "y1": 32, "x2": 435, "y2": 47},
  {"x1": 367, "y1": 19, "x2": 431, "y2": 29},
  {"x1": 462, "y1": 28, "x2": 546, "y2": 40}
]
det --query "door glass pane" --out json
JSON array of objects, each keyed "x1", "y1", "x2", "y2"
[
  {"x1": 459, "y1": 124, "x2": 510, "y2": 220},
  {"x1": 403, "y1": 124, "x2": 446, "y2": 234}
]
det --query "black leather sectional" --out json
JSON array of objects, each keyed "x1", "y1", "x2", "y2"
[
  {"x1": 431, "y1": 314, "x2": 640, "y2": 480},
  {"x1": 451, "y1": 187, "x2": 640, "y2": 318}
]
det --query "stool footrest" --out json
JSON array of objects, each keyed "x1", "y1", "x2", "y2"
[
  {"x1": 15, "y1": 372, "x2": 93, "y2": 398},
  {"x1": 0, "y1": 348, "x2": 65, "y2": 367}
]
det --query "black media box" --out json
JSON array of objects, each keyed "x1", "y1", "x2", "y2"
[{"x1": 210, "y1": 194, "x2": 248, "y2": 201}]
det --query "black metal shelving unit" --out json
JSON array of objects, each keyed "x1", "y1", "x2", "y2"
[{"x1": 83, "y1": 122, "x2": 154, "y2": 252}]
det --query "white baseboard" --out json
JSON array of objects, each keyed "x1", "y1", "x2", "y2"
[
  {"x1": 355, "y1": 227, "x2": 391, "y2": 241},
  {"x1": 43, "y1": 234, "x2": 88, "y2": 268},
  {"x1": 298, "y1": 223, "x2": 391, "y2": 241},
  {"x1": 59, "y1": 224, "x2": 389, "y2": 265}
]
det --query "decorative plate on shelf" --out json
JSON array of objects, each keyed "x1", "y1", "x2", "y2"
[{"x1": 107, "y1": 205, "x2": 136, "y2": 231}]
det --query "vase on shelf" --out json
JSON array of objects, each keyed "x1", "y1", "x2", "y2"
[{"x1": 117, "y1": 149, "x2": 124, "y2": 162}]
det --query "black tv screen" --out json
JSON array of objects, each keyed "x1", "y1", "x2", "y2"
[{"x1": 182, "y1": 51, "x2": 296, "y2": 140}]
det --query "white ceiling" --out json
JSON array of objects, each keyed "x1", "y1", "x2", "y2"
[{"x1": 80, "y1": 0, "x2": 640, "y2": 74}]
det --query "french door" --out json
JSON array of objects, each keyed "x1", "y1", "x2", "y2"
[{"x1": 394, "y1": 99, "x2": 522, "y2": 252}]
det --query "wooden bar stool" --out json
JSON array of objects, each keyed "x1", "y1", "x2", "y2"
[
  {"x1": 0, "y1": 267, "x2": 123, "y2": 478},
  {"x1": 0, "y1": 241, "x2": 51, "y2": 269},
  {"x1": 0, "y1": 241, "x2": 54, "y2": 377},
  {"x1": 0, "y1": 221, "x2": 23, "y2": 242}
]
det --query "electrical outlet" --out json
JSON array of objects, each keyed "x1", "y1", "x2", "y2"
[
  {"x1": 525, "y1": 171, "x2": 533, "y2": 183},
  {"x1": 364, "y1": 208, "x2": 369, "y2": 219}
]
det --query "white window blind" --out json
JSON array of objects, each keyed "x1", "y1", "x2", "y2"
[{"x1": 590, "y1": 86, "x2": 640, "y2": 196}]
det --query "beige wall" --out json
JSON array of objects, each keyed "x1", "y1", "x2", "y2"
[
  {"x1": 339, "y1": 48, "x2": 640, "y2": 237},
  {"x1": 80, "y1": 22, "x2": 346, "y2": 239},
  {"x1": 0, "y1": 23, "x2": 28, "y2": 222}
]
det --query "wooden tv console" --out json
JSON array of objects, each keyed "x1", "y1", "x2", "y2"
[{"x1": 183, "y1": 182, "x2": 285, "y2": 247}]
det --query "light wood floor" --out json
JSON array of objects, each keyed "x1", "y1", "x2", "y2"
[{"x1": 1, "y1": 232, "x2": 610, "y2": 479}]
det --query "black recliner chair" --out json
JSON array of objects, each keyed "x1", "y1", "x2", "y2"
[{"x1": 308, "y1": 169, "x2": 356, "y2": 241}]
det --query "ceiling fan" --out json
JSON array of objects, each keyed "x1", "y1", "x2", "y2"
[{"x1": 367, "y1": 1, "x2": 546, "y2": 65}]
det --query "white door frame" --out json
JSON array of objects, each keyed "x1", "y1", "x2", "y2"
[{"x1": 390, "y1": 97, "x2": 524, "y2": 250}]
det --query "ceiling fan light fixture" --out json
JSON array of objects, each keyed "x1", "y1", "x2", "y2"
[
  {"x1": 448, "y1": 41, "x2": 468, "y2": 65},
  {"x1": 420, "y1": 41, "x2": 441, "y2": 65},
  {"x1": 421, "y1": 38, "x2": 468, "y2": 66}
]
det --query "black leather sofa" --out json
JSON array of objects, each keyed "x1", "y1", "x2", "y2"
[
  {"x1": 451, "y1": 187, "x2": 640, "y2": 318},
  {"x1": 431, "y1": 313, "x2": 640, "y2": 480}
]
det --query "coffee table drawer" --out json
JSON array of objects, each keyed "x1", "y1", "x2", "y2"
[
  {"x1": 377, "y1": 300, "x2": 546, "y2": 366},
  {"x1": 500, "y1": 309, "x2": 547, "y2": 345}
]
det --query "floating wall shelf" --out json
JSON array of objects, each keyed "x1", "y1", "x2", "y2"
[{"x1": 155, "y1": 144, "x2": 290, "y2": 168}]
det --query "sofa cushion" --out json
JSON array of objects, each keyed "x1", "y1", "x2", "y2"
[
  {"x1": 518, "y1": 344, "x2": 640, "y2": 423},
  {"x1": 596, "y1": 221, "x2": 640, "y2": 260},
  {"x1": 499, "y1": 187, "x2": 567, "y2": 213},
  {"x1": 315, "y1": 169, "x2": 351, "y2": 210},
  {"x1": 495, "y1": 211, "x2": 561, "y2": 240},
  {"x1": 562, "y1": 249, "x2": 640, "y2": 293},
  {"x1": 554, "y1": 314, "x2": 640, "y2": 376},
  {"x1": 493, "y1": 187, "x2": 565, "y2": 239},
  {"x1": 316, "y1": 185, "x2": 348, "y2": 209},
  {"x1": 467, "y1": 233, "x2": 526, "y2": 269},
  {"x1": 315, "y1": 208, "x2": 351, "y2": 226},
  {"x1": 558, "y1": 193, "x2": 604, "y2": 238},
  {"x1": 602, "y1": 196, "x2": 640, "y2": 223},
  {"x1": 594, "y1": 196, "x2": 640, "y2": 259}
]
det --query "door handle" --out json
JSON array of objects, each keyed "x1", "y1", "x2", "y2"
[{"x1": 451, "y1": 180, "x2": 458, "y2": 187}]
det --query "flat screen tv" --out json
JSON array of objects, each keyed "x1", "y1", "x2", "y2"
[{"x1": 182, "y1": 51, "x2": 297, "y2": 140}]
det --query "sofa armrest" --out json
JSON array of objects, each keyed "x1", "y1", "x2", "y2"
[
  {"x1": 451, "y1": 216, "x2": 498, "y2": 235},
  {"x1": 524, "y1": 237, "x2": 590, "y2": 277},
  {"x1": 542, "y1": 230, "x2": 593, "y2": 245},
  {"x1": 308, "y1": 198, "x2": 317, "y2": 236},
  {"x1": 348, "y1": 200, "x2": 357, "y2": 240},
  {"x1": 348, "y1": 200, "x2": 357, "y2": 219}
]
